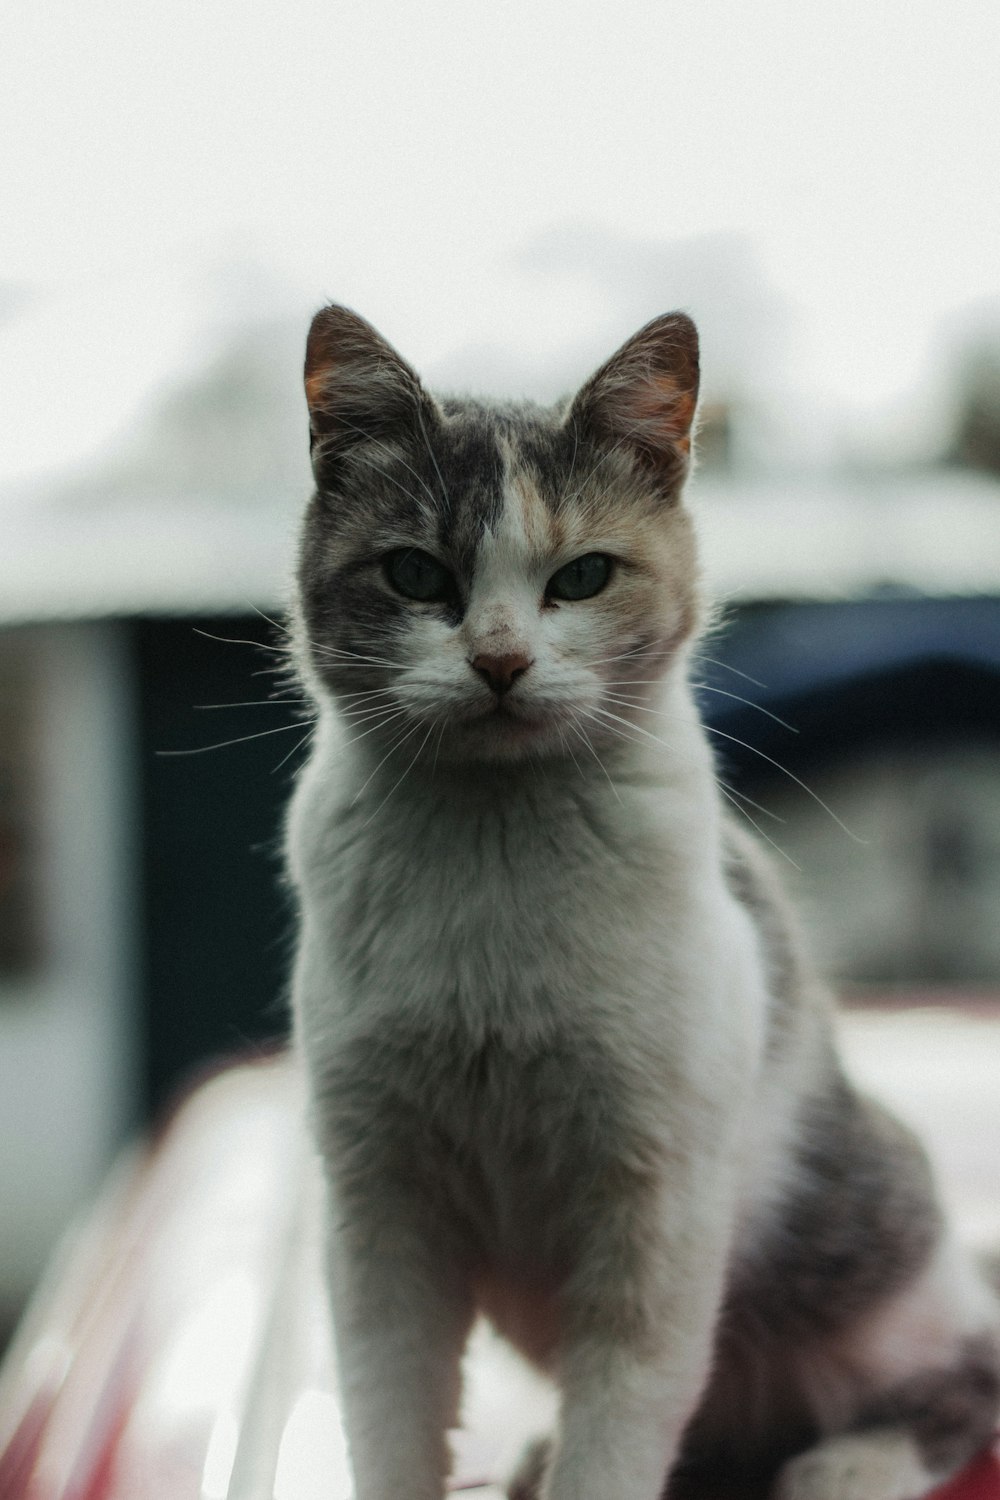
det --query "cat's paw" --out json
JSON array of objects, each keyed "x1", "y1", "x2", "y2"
[
  {"x1": 507, "y1": 1435, "x2": 552, "y2": 1500},
  {"x1": 771, "y1": 1431, "x2": 934, "y2": 1500}
]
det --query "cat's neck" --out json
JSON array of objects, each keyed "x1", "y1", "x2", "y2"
[{"x1": 310, "y1": 667, "x2": 719, "y2": 839}]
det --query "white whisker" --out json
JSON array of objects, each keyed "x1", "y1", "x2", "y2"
[
  {"x1": 249, "y1": 605, "x2": 292, "y2": 637},
  {"x1": 341, "y1": 709, "x2": 409, "y2": 739},
  {"x1": 334, "y1": 686, "x2": 400, "y2": 704},
  {"x1": 361, "y1": 721, "x2": 436, "y2": 830},
  {"x1": 272, "y1": 726, "x2": 316, "y2": 774},
  {"x1": 158, "y1": 720, "x2": 318, "y2": 756},
  {"x1": 193, "y1": 628, "x2": 289, "y2": 656},
  {"x1": 693, "y1": 653, "x2": 769, "y2": 690},
  {"x1": 567, "y1": 712, "x2": 623, "y2": 806},
  {"x1": 716, "y1": 787, "x2": 800, "y2": 868},
  {"x1": 703, "y1": 724, "x2": 864, "y2": 842},
  {"x1": 349, "y1": 718, "x2": 425, "y2": 805},
  {"x1": 693, "y1": 683, "x2": 798, "y2": 733},
  {"x1": 310, "y1": 645, "x2": 408, "y2": 670},
  {"x1": 194, "y1": 699, "x2": 311, "y2": 710},
  {"x1": 592, "y1": 698, "x2": 861, "y2": 842},
  {"x1": 603, "y1": 687, "x2": 797, "y2": 736}
]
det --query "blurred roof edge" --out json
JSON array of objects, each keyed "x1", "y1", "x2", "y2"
[{"x1": 3, "y1": 469, "x2": 999, "y2": 628}]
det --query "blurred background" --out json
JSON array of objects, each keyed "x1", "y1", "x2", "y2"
[{"x1": 2, "y1": 0, "x2": 1000, "y2": 1343}]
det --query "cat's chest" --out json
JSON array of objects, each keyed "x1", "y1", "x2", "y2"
[
  {"x1": 325, "y1": 801, "x2": 630, "y2": 1017},
  {"x1": 294, "y1": 771, "x2": 711, "y2": 1033}
]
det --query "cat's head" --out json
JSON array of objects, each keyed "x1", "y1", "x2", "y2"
[{"x1": 296, "y1": 306, "x2": 702, "y2": 765}]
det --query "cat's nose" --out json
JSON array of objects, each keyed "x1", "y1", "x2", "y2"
[{"x1": 470, "y1": 651, "x2": 534, "y2": 695}]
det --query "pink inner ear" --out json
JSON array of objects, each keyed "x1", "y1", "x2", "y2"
[
  {"x1": 618, "y1": 374, "x2": 697, "y2": 455},
  {"x1": 305, "y1": 367, "x2": 333, "y2": 412}
]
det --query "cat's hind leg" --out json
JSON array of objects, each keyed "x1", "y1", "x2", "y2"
[{"x1": 773, "y1": 1251, "x2": 1000, "y2": 1500}]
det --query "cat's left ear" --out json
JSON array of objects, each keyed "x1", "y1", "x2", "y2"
[
  {"x1": 304, "y1": 304, "x2": 438, "y2": 472},
  {"x1": 566, "y1": 313, "x2": 700, "y2": 497}
]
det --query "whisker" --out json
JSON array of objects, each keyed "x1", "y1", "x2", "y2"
[
  {"x1": 583, "y1": 704, "x2": 793, "y2": 847},
  {"x1": 714, "y1": 780, "x2": 786, "y2": 824},
  {"x1": 340, "y1": 708, "x2": 411, "y2": 747},
  {"x1": 693, "y1": 683, "x2": 798, "y2": 733},
  {"x1": 361, "y1": 721, "x2": 436, "y2": 830},
  {"x1": 340, "y1": 701, "x2": 407, "y2": 729},
  {"x1": 351, "y1": 718, "x2": 426, "y2": 807},
  {"x1": 556, "y1": 722, "x2": 583, "y2": 781},
  {"x1": 248, "y1": 605, "x2": 292, "y2": 637},
  {"x1": 703, "y1": 725, "x2": 864, "y2": 842},
  {"x1": 157, "y1": 720, "x2": 318, "y2": 756},
  {"x1": 194, "y1": 699, "x2": 311, "y2": 710},
  {"x1": 567, "y1": 712, "x2": 623, "y2": 806},
  {"x1": 716, "y1": 786, "x2": 800, "y2": 869},
  {"x1": 583, "y1": 644, "x2": 657, "y2": 670},
  {"x1": 602, "y1": 687, "x2": 797, "y2": 735},
  {"x1": 575, "y1": 705, "x2": 671, "y2": 767},
  {"x1": 584, "y1": 702, "x2": 683, "y2": 757},
  {"x1": 587, "y1": 699, "x2": 791, "y2": 840},
  {"x1": 336, "y1": 686, "x2": 402, "y2": 706},
  {"x1": 251, "y1": 663, "x2": 296, "y2": 680},
  {"x1": 309, "y1": 645, "x2": 408, "y2": 670},
  {"x1": 693, "y1": 654, "x2": 769, "y2": 690},
  {"x1": 431, "y1": 718, "x2": 447, "y2": 778},
  {"x1": 272, "y1": 726, "x2": 316, "y2": 774},
  {"x1": 591, "y1": 699, "x2": 862, "y2": 843},
  {"x1": 192, "y1": 628, "x2": 289, "y2": 655}
]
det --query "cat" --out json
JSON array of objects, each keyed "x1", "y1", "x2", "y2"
[{"x1": 285, "y1": 303, "x2": 1000, "y2": 1500}]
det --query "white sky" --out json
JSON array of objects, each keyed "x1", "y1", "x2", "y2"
[{"x1": 3, "y1": 0, "x2": 1000, "y2": 486}]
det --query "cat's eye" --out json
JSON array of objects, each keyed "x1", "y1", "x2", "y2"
[
  {"x1": 545, "y1": 553, "x2": 614, "y2": 602},
  {"x1": 384, "y1": 548, "x2": 454, "y2": 603}
]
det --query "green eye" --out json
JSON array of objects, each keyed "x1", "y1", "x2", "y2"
[
  {"x1": 384, "y1": 549, "x2": 453, "y2": 602},
  {"x1": 546, "y1": 553, "x2": 613, "y2": 602}
]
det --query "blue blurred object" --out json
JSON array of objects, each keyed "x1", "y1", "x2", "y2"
[{"x1": 698, "y1": 596, "x2": 1000, "y2": 781}]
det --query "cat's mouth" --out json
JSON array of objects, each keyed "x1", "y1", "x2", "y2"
[{"x1": 456, "y1": 694, "x2": 555, "y2": 742}]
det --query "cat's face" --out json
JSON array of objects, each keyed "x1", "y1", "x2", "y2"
[{"x1": 296, "y1": 308, "x2": 701, "y2": 765}]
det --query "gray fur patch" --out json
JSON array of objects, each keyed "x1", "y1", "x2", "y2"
[
  {"x1": 728, "y1": 1079, "x2": 941, "y2": 1340},
  {"x1": 721, "y1": 819, "x2": 816, "y2": 1060}
]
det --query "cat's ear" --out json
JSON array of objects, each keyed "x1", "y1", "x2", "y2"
[
  {"x1": 304, "y1": 305, "x2": 437, "y2": 473},
  {"x1": 566, "y1": 313, "x2": 700, "y2": 496}
]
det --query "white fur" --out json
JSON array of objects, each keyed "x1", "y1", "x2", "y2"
[{"x1": 773, "y1": 1430, "x2": 935, "y2": 1500}]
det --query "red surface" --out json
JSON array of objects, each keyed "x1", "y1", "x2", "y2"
[{"x1": 934, "y1": 1449, "x2": 1000, "y2": 1500}]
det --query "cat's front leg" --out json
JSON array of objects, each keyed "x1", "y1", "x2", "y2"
[
  {"x1": 542, "y1": 1161, "x2": 735, "y2": 1500},
  {"x1": 324, "y1": 1174, "x2": 475, "y2": 1500}
]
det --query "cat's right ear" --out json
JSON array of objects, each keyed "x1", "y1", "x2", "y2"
[{"x1": 304, "y1": 305, "x2": 436, "y2": 477}]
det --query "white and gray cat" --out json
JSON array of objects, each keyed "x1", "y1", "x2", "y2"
[{"x1": 286, "y1": 305, "x2": 1000, "y2": 1500}]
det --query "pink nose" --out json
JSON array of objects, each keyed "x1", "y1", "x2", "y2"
[{"x1": 470, "y1": 651, "x2": 534, "y2": 695}]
